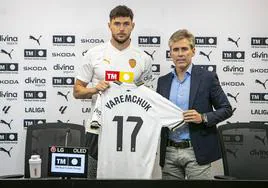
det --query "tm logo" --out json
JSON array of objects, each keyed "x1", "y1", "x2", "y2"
[
  {"x1": 0, "y1": 119, "x2": 13, "y2": 129},
  {"x1": 0, "y1": 147, "x2": 13, "y2": 157},
  {"x1": 2, "y1": 106, "x2": 11, "y2": 114},
  {"x1": 59, "y1": 106, "x2": 67, "y2": 114},
  {"x1": 227, "y1": 37, "x2": 240, "y2": 48},
  {"x1": 29, "y1": 35, "x2": 42, "y2": 45},
  {"x1": 227, "y1": 92, "x2": 239, "y2": 103},
  {"x1": 57, "y1": 91, "x2": 70, "y2": 101},
  {"x1": 0, "y1": 49, "x2": 14, "y2": 59},
  {"x1": 255, "y1": 79, "x2": 268, "y2": 89},
  {"x1": 199, "y1": 50, "x2": 212, "y2": 61}
]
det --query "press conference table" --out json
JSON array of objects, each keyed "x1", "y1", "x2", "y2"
[{"x1": 1, "y1": 178, "x2": 268, "y2": 188}]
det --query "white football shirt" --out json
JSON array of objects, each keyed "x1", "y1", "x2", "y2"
[
  {"x1": 91, "y1": 82, "x2": 184, "y2": 179},
  {"x1": 76, "y1": 41, "x2": 153, "y2": 133}
]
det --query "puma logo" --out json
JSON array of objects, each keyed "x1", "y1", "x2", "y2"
[
  {"x1": 255, "y1": 135, "x2": 266, "y2": 145},
  {"x1": 1, "y1": 49, "x2": 14, "y2": 59},
  {"x1": 29, "y1": 35, "x2": 42, "y2": 45},
  {"x1": 227, "y1": 37, "x2": 240, "y2": 48},
  {"x1": 0, "y1": 147, "x2": 13, "y2": 157},
  {"x1": 199, "y1": 51, "x2": 212, "y2": 61},
  {"x1": 227, "y1": 92, "x2": 239, "y2": 103},
  {"x1": 57, "y1": 120, "x2": 70, "y2": 123},
  {"x1": 255, "y1": 79, "x2": 268, "y2": 89},
  {"x1": 0, "y1": 119, "x2": 13, "y2": 129},
  {"x1": 226, "y1": 148, "x2": 238, "y2": 158},
  {"x1": 144, "y1": 50, "x2": 156, "y2": 60},
  {"x1": 57, "y1": 91, "x2": 70, "y2": 101}
]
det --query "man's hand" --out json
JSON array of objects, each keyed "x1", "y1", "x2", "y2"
[
  {"x1": 183, "y1": 109, "x2": 202, "y2": 124},
  {"x1": 95, "y1": 80, "x2": 110, "y2": 93}
]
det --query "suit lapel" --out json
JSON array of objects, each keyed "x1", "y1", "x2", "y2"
[
  {"x1": 189, "y1": 66, "x2": 202, "y2": 108},
  {"x1": 163, "y1": 73, "x2": 173, "y2": 99}
]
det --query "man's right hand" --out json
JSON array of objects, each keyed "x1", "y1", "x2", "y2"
[{"x1": 94, "y1": 80, "x2": 110, "y2": 93}]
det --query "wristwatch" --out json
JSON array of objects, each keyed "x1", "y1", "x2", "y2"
[{"x1": 201, "y1": 113, "x2": 208, "y2": 124}]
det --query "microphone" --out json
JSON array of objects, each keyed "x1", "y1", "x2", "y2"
[{"x1": 64, "y1": 128, "x2": 71, "y2": 147}]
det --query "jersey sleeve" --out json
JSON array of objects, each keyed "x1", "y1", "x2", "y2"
[
  {"x1": 139, "y1": 52, "x2": 153, "y2": 88},
  {"x1": 75, "y1": 51, "x2": 94, "y2": 83},
  {"x1": 143, "y1": 86, "x2": 185, "y2": 130}
]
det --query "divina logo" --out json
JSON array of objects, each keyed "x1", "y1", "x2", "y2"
[
  {"x1": 29, "y1": 35, "x2": 42, "y2": 45},
  {"x1": 222, "y1": 65, "x2": 244, "y2": 75},
  {"x1": 0, "y1": 49, "x2": 14, "y2": 59},
  {"x1": 250, "y1": 149, "x2": 268, "y2": 159},
  {"x1": 227, "y1": 37, "x2": 240, "y2": 48},
  {"x1": 25, "y1": 77, "x2": 46, "y2": 85},
  {"x1": 0, "y1": 119, "x2": 13, "y2": 130},
  {"x1": 0, "y1": 35, "x2": 18, "y2": 45},
  {"x1": 0, "y1": 146, "x2": 13, "y2": 157},
  {"x1": 199, "y1": 50, "x2": 212, "y2": 61},
  {"x1": 251, "y1": 52, "x2": 268, "y2": 61},
  {"x1": 0, "y1": 91, "x2": 18, "y2": 101},
  {"x1": 53, "y1": 64, "x2": 74, "y2": 73}
]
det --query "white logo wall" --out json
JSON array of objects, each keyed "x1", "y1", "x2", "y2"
[{"x1": 0, "y1": 0, "x2": 267, "y2": 177}]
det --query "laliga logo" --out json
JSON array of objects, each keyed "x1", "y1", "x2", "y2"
[{"x1": 105, "y1": 71, "x2": 134, "y2": 83}]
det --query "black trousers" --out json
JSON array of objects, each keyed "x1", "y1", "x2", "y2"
[{"x1": 85, "y1": 132, "x2": 98, "y2": 178}]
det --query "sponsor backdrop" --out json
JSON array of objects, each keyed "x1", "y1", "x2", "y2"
[{"x1": 0, "y1": 0, "x2": 267, "y2": 177}]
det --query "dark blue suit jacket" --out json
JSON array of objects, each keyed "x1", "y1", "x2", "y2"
[{"x1": 157, "y1": 65, "x2": 233, "y2": 166}]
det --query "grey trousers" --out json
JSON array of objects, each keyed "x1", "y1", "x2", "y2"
[{"x1": 162, "y1": 146, "x2": 211, "y2": 180}]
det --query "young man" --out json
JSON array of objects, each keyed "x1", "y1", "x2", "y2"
[
  {"x1": 157, "y1": 29, "x2": 233, "y2": 179},
  {"x1": 73, "y1": 5, "x2": 152, "y2": 178}
]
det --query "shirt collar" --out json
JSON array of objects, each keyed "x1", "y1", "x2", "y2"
[{"x1": 171, "y1": 63, "x2": 193, "y2": 78}]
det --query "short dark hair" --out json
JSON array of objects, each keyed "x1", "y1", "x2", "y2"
[{"x1": 109, "y1": 5, "x2": 134, "y2": 21}]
